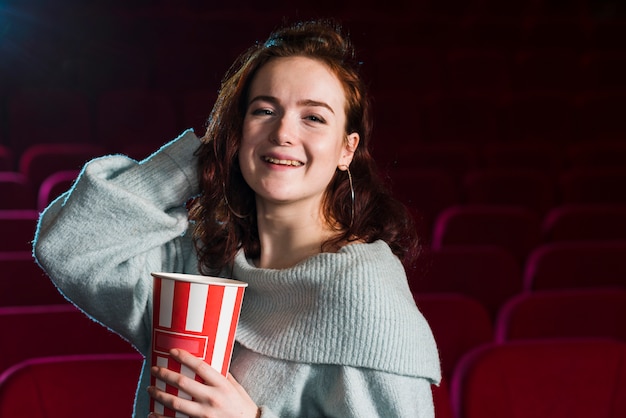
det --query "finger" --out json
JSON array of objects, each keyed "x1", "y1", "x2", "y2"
[
  {"x1": 147, "y1": 384, "x2": 198, "y2": 417},
  {"x1": 150, "y1": 363, "x2": 206, "y2": 401},
  {"x1": 169, "y1": 348, "x2": 226, "y2": 385}
]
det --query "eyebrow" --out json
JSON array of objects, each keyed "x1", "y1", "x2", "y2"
[{"x1": 249, "y1": 95, "x2": 335, "y2": 114}]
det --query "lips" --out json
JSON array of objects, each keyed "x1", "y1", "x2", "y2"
[{"x1": 263, "y1": 156, "x2": 304, "y2": 167}]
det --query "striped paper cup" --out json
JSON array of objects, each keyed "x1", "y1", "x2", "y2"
[{"x1": 150, "y1": 272, "x2": 247, "y2": 417}]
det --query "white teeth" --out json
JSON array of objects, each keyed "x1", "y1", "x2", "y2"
[{"x1": 264, "y1": 156, "x2": 304, "y2": 166}]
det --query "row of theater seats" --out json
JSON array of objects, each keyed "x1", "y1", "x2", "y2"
[
  {"x1": 2, "y1": 219, "x2": 625, "y2": 307},
  {"x1": 3, "y1": 193, "x2": 625, "y2": 254},
  {"x1": 1, "y1": 138, "x2": 625, "y2": 210},
  {"x1": 0, "y1": 283, "x2": 623, "y2": 416},
  {"x1": 1, "y1": 341, "x2": 623, "y2": 418},
  {"x1": 2, "y1": 87, "x2": 624, "y2": 158}
]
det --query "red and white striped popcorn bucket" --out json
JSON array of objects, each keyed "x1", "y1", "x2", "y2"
[{"x1": 150, "y1": 272, "x2": 248, "y2": 417}]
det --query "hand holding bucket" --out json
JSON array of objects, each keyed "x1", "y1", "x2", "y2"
[{"x1": 150, "y1": 272, "x2": 247, "y2": 417}]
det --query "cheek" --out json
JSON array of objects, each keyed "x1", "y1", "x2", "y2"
[{"x1": 238, "y1": 142, "x2": 253, "y2": 173}]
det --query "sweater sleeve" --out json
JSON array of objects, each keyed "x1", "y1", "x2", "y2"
[{"x1": 32, "y1": 130, "x2": 202, "y2": 354}]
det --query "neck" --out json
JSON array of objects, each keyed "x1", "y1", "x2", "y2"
[{"x1": 255, "y1": 201, "x2": 336, "y2": 270}]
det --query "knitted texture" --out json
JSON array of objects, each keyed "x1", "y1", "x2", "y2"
[{"x1": 235, "y1": 240, "x2": 440, "y2": 381}]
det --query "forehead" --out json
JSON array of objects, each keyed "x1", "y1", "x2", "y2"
[{"x1": 249, "y1": 56, "x2": 347, "y2": 106}]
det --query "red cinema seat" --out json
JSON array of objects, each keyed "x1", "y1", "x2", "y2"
[
  {"x1": 0, "y1": 172, "x2": 35, "y2": 209},
  {"x1": 18, "y1": 143, "x2": 102, "y2": 191},
  {"x1": 576, "y1": 92, "x2": 626, "y2": 142},
  {"x1": 0, "y1": 146, "x2": 13, "y2": 171},
  {"x1": 462, "y1": 169, "x2": 556, "y2": 214},
  {"x1": 499, "y1": 92, "x2": 577, "y2": 143},
  {"x1": 495, "y1": 288, "x2": 626, "y2": 342},
  {"x1": 389, "y1": 168, "x2": 460, "y2": 244},
  {"x1": 7, "y1": 89, "x2": 92, "y2": 154},
  {"x1": 95, "y1": 88, "x2": 178, "y2": 157},
  {"x1": 0, "y1": 304, "x2": 138, "y2": 375},
  {"x1": 559, "y1": 168, "x2": 626, "y2": 205},
  {"x1": 450, "y1": 339, "x2": 626, "y2": 418},
  {"x1": 415, "y1": 293, "x2": 493, "y2": 380},
  {"x1": 421, "y1": 94, "x2": 500, "y2": 143},
  {"x1": 389, "y1": 141, "x2": 477, "y2": 180},
  {"x1": 0, "y1": 353, "x2": 143, "y2": 418},
  {"x1": 566, "y1": 140, "x2": 626, "y2": 169},
  {"x1": 0, "y1": 210, "x2": 39, "y2": 252},
  {"x1": 524, "y1": 242, "x2": 626, "y2": 291},
  {"x1": 480, "y1": 140, "x2": 564, "y2": 172},
  {"x1": 0, "y1": 252, "x2": 66, "y2": 307},
  {"x1": 433, "y1": 381, "x2": 454, "y2": 418},
  {"x1": 542, "y1": 204, "x2": 626, "y2": 242},
  {"x1": 410, "y1": 246, "x2": 522, "y2": 319},
  {"x1": 432, "y1": 205, "x2": 541, "y2": 264},
  {"x1": 37, "y1": 170, "x2": 80, "y2": 211}
]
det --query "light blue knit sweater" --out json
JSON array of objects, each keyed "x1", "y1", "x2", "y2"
[{"x1": 33, "y1": 130, "x2": 441, "y2": 418}]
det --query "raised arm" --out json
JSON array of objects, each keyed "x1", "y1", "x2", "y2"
[{"x1": 33, "y1": 130, "x2": 202, "y2": 353}]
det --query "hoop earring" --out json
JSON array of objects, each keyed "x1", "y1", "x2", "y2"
[
  {"x1": 223, "y1": 182, "x2": 251, "y2": 219},
  {"x1": 340, "y1": 165, "x2": 355, "y2": 228}
]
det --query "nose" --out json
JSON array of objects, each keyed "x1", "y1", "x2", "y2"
[{"x1": 269, "y1": 116, "x2": 296, "y2": 146}]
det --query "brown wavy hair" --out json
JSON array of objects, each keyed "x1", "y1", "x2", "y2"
[{"x1": 189, "y1": 19, "x2": 418, "y2": 274}]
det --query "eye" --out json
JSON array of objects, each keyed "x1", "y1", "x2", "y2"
[
  {"x1": 251, "y1": 108, "x2": 274, "y2": 116},
  {"x1": 305, "y1": 114, "x2": 326, "y2": 124}
]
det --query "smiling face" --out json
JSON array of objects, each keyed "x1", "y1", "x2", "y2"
[{"x1": 239, "y1": 56, "x2": 359, "y2": 215}]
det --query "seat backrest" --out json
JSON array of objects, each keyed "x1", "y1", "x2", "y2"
[
  {"x1": 559, "y1": 168, "x2": 626, "y2": 205},
  {"x1": 524, "y1": 242, "x2": 626, "y2": 291},
  {"x1": 566, "y1": 140, "x2": 626, "y2": 169},
  {"x1": 0, "y1": 252, "x2": 66, "y2": 306},
  {"x1": 0, "y1": 210, "x2": 39, "y2": 251},
  {"x1": 432, "y1": 378, "x2": 454, "y2": 418},
  {"x1": 480, "y1": 140, "x2": 564, "y2": 172},
  {"x1": 0, "y1": 146, "x2": 13, "y2": 171},
  {"x1": 0, "y1": 304, "x2": 137, "y2": 375},
  {"x1": 495, "y1": 288, "x2": 626, "y2": 342},
  {"x1": 7, "y1": 89, "x2": 92, "y2": 154},
  {"x1": 0, "y1": 353, "x2": 143, "y2": 418},
  {"x1": 541, "y1": 204, "x2": 626, "y2": 242},
  {"x1": 388, "y1": 168, "x2": 460, "y2": 243},
  {"x1": 410, "y1": 246, "x2": 522, "y2": 319},
  {"x1": 0, "y1": 172, "x2": 35, "y2": 209},
  {"x1": 462, "y1": 168, "x2": 556, "y2": 214},
  {"x1": 95, "y1": 88, "x2": 177, "y2": 153},
  {"x1": 432, "y1": 204, "x2": 541, "y2": 264},
  {"x1": 416, "y1": 293, "x2": 493, "y2": 380},
  {"x1": 451, "y1": 339, "x2": 626, "y2": 418},
  {"x1": 18, "y1": 143, "x2": 102, "y2": 191},
  {"x1": 37, "y1": 170, "x2": 80, "y2": 211}
]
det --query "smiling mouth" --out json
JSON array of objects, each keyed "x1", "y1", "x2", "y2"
[{"x1": 263, "y1": 156, "x2": 304, "y2": 167}]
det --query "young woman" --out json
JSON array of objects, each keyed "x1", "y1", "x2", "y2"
[{"x1": 33, "y1": 20, "x2": 440, "y2": 418}]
